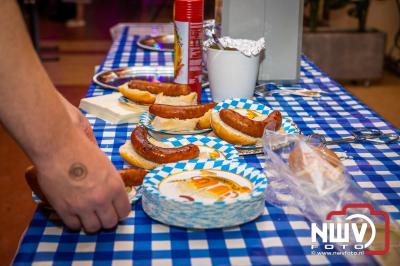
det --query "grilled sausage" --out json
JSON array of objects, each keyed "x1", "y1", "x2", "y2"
[
  {"x1": 219, "y1": 109, "x2": 282, "y2": 138},
  {"x1": 128, "y1": 79, "x2": 191, "y2": 96},
  {"x1": 118, "y1": 168, "x2": 148, "y2": 187},
  {"x1": 149, "y1": 103, "x2": 217, "y2": 119},
  {"x1": 131, "y1": 125, "x2": 199, "y2": 163},
  {"x1": 25, "y1": 166, "x2": 47, "y2": 203}
]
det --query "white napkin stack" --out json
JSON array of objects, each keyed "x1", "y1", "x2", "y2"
[{"x1": 79, "y1": 93, "x2": 147, "y2": 124}]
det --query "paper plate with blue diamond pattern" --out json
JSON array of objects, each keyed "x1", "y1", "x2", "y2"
[
  {"x1": 212, "y1": 98, "x2": 300, "y2": 148},
  {"x1": 142, "y1": 159, "x2": 268, "y2": 229}
]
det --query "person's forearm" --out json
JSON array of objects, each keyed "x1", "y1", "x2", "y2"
[
  {"x1": 0, "y1": 2, "x2": 130, "y2": 231},
  {"x1": 0, "y1": 0, "x2": 75, "y2": 162}
]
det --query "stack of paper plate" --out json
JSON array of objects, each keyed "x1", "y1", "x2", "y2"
[{"x1": 142, "y1": 160, "x2": 267, "y2": 229}]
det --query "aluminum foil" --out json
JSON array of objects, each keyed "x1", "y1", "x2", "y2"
[{"x1": 204, "y1": 36, "x2": 265, "y2": 57}]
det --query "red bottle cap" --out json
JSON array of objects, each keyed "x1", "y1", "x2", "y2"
[{"x1": 174, "y1": 0, "x2": 204, "y2": 22}]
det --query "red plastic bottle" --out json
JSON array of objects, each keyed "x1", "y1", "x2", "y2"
[{"x1": 173, "y1": 0, "x2": 204, "y2": 102}]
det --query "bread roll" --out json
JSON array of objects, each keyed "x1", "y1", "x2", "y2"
[
  {"x1": 211, "y1": 110, "x2": 259, "y2": 146},
  {"x1": 197, "y1": 109, "x2": 212, "y2": 129},
  {"x1": 151, "y1": 108, "x2": 213, "y2": 131},
  {"x1": 288, "y1": 144, "x2": 343, "y2": 183},
  {"x1": 155, "y1": 92, "x2": 197, "y2": 105},
  {"x1": 119, "y1": 83, "x2": 156, "y2": 105},
  {"x1": 119, "y1": 83, "x2": 197, "y2": 106},
  {"x1": 119, "y1": 141, "x2": 159, "y2": 170}
]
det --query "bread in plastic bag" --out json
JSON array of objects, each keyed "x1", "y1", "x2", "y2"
[
  {"x1": 262, "y1": 129, "x2": 400, "y2": 263},
  {"x1": 262, "y1": 129, "x2": 382, "y2": 224}
]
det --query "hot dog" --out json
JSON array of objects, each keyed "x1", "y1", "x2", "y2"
[
  {"x1": 211, "y1": 108, "x2": 284, "y2": 146},
  {"x1": 130, "y1": 125, "x2": 200, "y2": 164},
  {"x1": 219, "y1": 109, "x2": 282, "y2": 138},
  {"x1": 25, "y1": 166, "x2": 148, "y2": 204},
  {"x1": 119, "y1": 80, "x2": 197, "y2": 106},
  {"x1": 119, "y1": 85, "x2": 156, "y2": 105},
  {"x1": 148, "y1": 103, "x2": 216, "y2": 131},
  {"x1": 128, "y1": 80, "x2": 191, "y2": 96},
  {"x1": 149, "y1": 103, "x2": 217, "y2": 119}
]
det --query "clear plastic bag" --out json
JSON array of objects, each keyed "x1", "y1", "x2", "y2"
[
  {"x1": 262, "y1": 130, "x2": 400, "y2": 263},
  {"x1": 262, "y1": 130, "x2": 380, "y2": 224}
]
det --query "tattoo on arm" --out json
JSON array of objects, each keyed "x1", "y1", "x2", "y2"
[{"x1": 69, "y1": 163, "x2": 88, "y2": 180}]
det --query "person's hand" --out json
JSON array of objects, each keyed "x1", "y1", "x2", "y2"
[
  {"x1": 68, "y1": 105, "x2": 96, "y2": 143},
  {"x1": 34, "y1": 128, "x2": 131, "y2": 233},
  {"x1": 58, "y1": 95, "x2": 96, "y2": 143}
]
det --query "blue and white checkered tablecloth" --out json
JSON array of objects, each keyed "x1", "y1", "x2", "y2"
[{"x1": 14, "y1": 26, "x2": 399, "y2": 265}]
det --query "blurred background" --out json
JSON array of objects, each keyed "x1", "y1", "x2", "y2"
[{"x1": 0, "y1": 0, "x2": 399, "y2": 264}]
